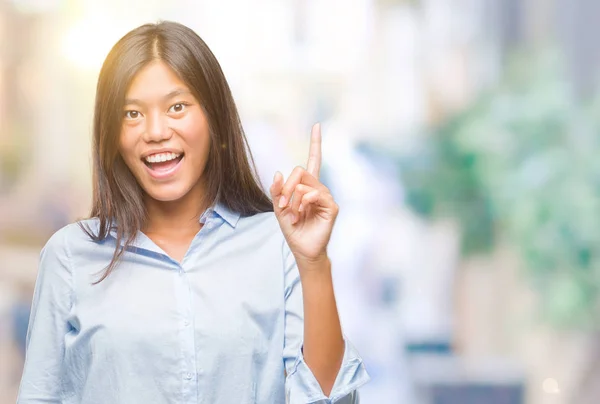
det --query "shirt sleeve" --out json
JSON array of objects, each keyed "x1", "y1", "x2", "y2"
[
  {"x1": 282, "y1": 240, "x2": 370, "y2": 404},
  {"x1": 17, "y1": 227, "x2": 74, "y2": 403}
]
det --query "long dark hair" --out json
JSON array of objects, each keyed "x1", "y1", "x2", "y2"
[{"x1": 81, "y1": 21, "x2": 273, "y2": 282}]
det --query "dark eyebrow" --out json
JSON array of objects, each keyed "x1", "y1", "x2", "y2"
[
  {"x1": 163, "y1": 88, "x2": 193, "y2": 101},
  {"x1": 124, "y1": 88, "x2": 193, "y2": 107}
]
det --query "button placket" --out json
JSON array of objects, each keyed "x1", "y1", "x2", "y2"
[{"x1": 175, "y1": 267, "x2": 198, "y2": 402}]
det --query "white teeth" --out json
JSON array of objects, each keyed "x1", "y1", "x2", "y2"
[{"x1": 144, "y1": 152, "x2": 180, "y2": 163}]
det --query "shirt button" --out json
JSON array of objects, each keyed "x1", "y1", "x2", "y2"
[{"x1": 185, "y1": 372, "x2": 193, "y2": 380}]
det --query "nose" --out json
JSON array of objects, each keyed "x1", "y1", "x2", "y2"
[{"x1": 143, "y1": 111, "x2": 172, "y2": 143}]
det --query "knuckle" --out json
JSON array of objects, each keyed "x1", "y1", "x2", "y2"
[
  {"x1": 282, "y1": 182, "x2": 293, "y2": 194},
  {"x1": 332, "y1": 203, "x2": 340, "y2": 214}
]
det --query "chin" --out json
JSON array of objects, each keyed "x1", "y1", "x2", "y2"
[{"x1": 143, "y1": 183, "x2": 192, "y2": 202}]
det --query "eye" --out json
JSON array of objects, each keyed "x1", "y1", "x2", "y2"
[
  {"x1": 168, "y1": 103, "x2": 187, "y2": 114},
  {"x1": 124, "y1": 110, "x2": 141, "y2": 120}
]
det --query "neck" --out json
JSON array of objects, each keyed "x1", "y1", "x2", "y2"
[{"x1": 143, "y1": 182, "x2": 208, "y2": 236}]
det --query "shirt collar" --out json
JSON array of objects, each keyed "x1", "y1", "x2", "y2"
[
  {"x1": 107, "y1": 201, "x2": 240, "y2": 247},
  {"x1": 210, "y1": 202, "x2": 241, "y2": 228}
]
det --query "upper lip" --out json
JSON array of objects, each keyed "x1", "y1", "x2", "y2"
[{"x1": 141, "y1": 148, "x2": 184, "y2": 159}]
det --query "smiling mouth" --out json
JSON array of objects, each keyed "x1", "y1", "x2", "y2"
[{"x1": 142, "y1": 153, "x2": 184, "y2": 173}]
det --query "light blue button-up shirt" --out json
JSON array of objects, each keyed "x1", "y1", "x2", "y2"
[{"x1": 17, "y1": 204, "x2": 369, "y2": 403}]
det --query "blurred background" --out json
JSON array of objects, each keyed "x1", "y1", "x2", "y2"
[{"x1": 1, "y1": 0, "x2": 600, "y2": 403}]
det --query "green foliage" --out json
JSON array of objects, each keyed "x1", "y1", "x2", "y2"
[{"x1": 400, "y1": 52, "x2": 600, "y2": 329}]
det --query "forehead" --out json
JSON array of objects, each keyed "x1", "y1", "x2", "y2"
[{"x1": 126, "y1": 61, "x2": 190, "y2": 98}]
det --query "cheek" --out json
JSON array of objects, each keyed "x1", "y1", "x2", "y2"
[
  {"x1": 196, "y1": 133, "x2": 211, "y2": 167},
  {"x1": 178, "y1": 116, "x2": 210, "y2": 158},
  {"x1": 184, "y1": 133, "x2": 210, "y2": 179},
  {"x1": 118, "y1": 130, "x2": 138, "y2": 163}
]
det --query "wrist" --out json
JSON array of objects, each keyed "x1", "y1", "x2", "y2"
[
  {"x1": 294, "y1": 252, "x2": 330, "y2": 272},
  {"x1": 296, "y1": 257, "x2": 333, "y2": 288}
]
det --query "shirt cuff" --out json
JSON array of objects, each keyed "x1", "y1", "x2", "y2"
[{"x1": 285, "y1": 337, "x2": 370, "y2": 404}]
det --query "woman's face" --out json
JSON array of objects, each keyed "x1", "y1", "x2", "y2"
[{"x1": 119, "y1": 60, "x2": 210, "y2": 203}]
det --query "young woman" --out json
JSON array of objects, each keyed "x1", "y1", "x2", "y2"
[{"x1": 17, "y1": 21, "x2": 369, "y2": 403}]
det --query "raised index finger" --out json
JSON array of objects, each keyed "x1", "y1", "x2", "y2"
[{"x1": 306, "y1": 123, "x2": 322, "y2": 178}]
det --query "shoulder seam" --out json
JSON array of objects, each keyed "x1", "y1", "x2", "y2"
[{"x1": 62, "y1": 224, "x2": 76, "y2": 311}]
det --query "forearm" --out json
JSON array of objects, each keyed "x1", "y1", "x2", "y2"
[{"x1": 297, "y1": 257, "x2": 344, "y2": 397}]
